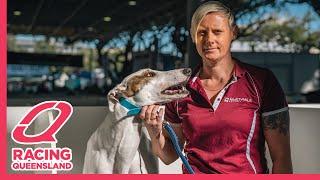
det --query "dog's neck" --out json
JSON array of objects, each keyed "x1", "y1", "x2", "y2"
[
  {"x1": 119, "y1": 97, "x2": 141, "y2": 116},
  {"x1": 111, "y1": 97, "x2": 142, "y2": 120}
]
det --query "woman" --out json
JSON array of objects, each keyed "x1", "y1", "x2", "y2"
[{"x1": 139, "y1": 1, "x2": 292, "y2": 174}]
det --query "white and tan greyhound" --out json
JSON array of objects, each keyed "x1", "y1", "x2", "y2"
[{"x1": 83, "y1": 68, "x2": 192, "y2": 174}]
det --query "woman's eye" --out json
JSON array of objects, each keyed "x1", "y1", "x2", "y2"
[
  {"x1": 198, "y1": 31, "x2": 206, "y2": 36},
  {"x1": 213, "y1": 30, "x2": 222, "y2": 35}
]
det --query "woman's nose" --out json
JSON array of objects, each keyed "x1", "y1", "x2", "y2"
[{"x1": 206, "y1": 32, "x2": 215, "y2": 44}]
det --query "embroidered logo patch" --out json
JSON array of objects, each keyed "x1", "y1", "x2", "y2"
[{"x1": 224, "y1": 97, "x2": 252, "y2": 103}]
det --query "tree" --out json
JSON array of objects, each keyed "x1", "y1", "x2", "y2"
[{"x1": 240, "y1": 12, "x2": 320, "y2": 52}]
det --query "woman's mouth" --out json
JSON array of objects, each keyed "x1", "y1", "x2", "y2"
[{"x1": 203, "y1": 48, "x2": 218, "y2": 52}]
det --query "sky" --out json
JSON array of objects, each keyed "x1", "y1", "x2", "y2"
[{"x1": 281, "y1": 2, "x2": 320, "y2": 31}]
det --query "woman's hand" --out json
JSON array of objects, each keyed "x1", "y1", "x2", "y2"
[
  {"x1": 139, "y1": 105, "x2": 184, "y2": 164},
  {"x1": 139, "y1": 105, "x2": 165, "y2": 139}
]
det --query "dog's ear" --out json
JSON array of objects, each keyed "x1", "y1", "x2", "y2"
[
  {"x1": 107, "y1": 91, "x2": 118, "y2": 112},
  {"x1": 107, "y1": 84, "x2": 126, "y2": 112}
]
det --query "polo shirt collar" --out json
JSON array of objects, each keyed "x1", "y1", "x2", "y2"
[{"x1": 234, "y1": 59, "x2": 247, "y2": 78}]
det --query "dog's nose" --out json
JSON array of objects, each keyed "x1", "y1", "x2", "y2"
[{"x1": 182, "y1": 68, "x2": 192, "y2": 76}]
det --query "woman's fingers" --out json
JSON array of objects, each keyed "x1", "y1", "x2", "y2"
[
  {"x1": 139, "y1": 105, "x2": 164, "y2": 139},
  {"x1": 139, "y1": 106, "x2": 148, "y2": 120},
  {"x1": 151, "y1": 105, "x2": 160, "y2": 120},
  {"x1": 156, "y1": 107, "x2": 164, "y2": 123},
  {"x1": 145, "y1": 105, "x2": 155, "y2": 122},
  {"x1": 139, "y1": 105, "x2": 163, "y2": 126}
]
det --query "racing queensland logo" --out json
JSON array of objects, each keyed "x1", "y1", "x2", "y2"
[{"x1": 11, "y1": 101, "x2": 74, "y2": 172}]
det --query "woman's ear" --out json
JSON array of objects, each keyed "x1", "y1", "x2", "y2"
[
  {"x1": 190, "y1": 28, "x2": 195, "y2": 43},
  {"x1": 232, "y1": 25, "x2": 239, "y2": 40}
]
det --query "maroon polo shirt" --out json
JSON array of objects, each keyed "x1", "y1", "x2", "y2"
[{"x1": 165, "y1": 60, "x2": 288, "y2": 174}]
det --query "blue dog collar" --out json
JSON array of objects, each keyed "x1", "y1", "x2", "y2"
[{"x1": 119, "y1": 97, "x2": 142, "y2": 116}]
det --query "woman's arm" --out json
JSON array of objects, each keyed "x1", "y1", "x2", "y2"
[
  {"x1": 139, "y1": 105, "x2": 186, "y2": 165},
  {"x1": 153, "y1": 122, "x2": 185, "y2": 165},
  {"x1": 262, "y1": 110, "x2": 293, "y2": 173}
]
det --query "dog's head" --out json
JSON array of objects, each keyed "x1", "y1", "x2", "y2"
[{"x1": 107, "y1": 68, "x2": 192, "y2": 113}]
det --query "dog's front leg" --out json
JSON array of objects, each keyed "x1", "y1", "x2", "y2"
[
  {"x1": 83, "y1": 128, "x2": 115, "y2": 173},
  {"x1": 112, "y1": 119, "x2": 142, "y2": 173}
]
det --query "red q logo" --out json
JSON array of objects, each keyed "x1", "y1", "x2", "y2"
[{"x1": 11, "y1": 101, "x2": 73, "y2": 144}]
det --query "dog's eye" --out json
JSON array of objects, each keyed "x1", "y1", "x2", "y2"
[{"x1": 145, "y1": 71, "x2": 155, "y2": 77}]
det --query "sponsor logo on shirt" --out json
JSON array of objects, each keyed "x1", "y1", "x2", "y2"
[{"x1": 224, "y1": 97, "x2": 252, "y2": 103}]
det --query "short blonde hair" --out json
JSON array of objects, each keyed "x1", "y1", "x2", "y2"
[{"x1": 190, "y1": 1, "x2": 236, "y2": 43}]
